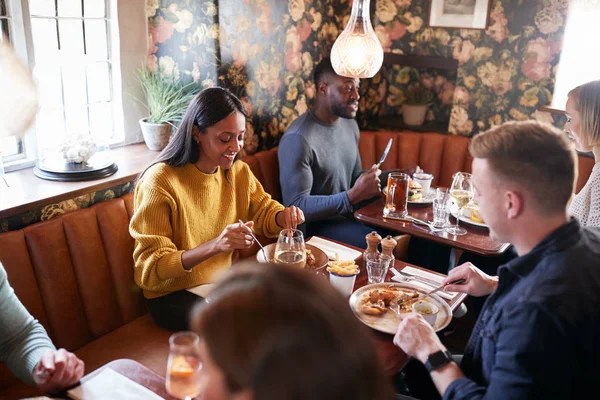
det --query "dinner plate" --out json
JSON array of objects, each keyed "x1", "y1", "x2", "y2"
[
  {"x1": 256, "y1": 243, "x2": 329, "y2": 273},
  {"x1": 349, "y1": 282, "x2": 453, "y2": 334},
  {"x1": 382, "y1": 187, "x2": 435, "y2": 205},
  {"x1": 449, "y1": 204, "x2": 488, "y2": 228}
]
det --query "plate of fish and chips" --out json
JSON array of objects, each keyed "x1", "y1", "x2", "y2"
[{"x1": 349, "y1": 282, "x2": 453, "y2": 334}]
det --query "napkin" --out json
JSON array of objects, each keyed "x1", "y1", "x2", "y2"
[
  {"x1": 391, "y1": 266, "x2": 459, "y2": 301},
  {"x1": 306, "y1": 236, "x2": 362, "y2": 261},
  {"x1": 67, "y1": 368, "x2": 164, "y2": 400},
  {"x1": 186, "y1": 283, "x2": 216, "y2": 298}
]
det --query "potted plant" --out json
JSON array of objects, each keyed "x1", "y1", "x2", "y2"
[
  {"x1": 402, "y1": 84, "x2": 434, "y2": 126},
  {"x1": 137, "y1": 67, "x2": 199, "y2": 151}
]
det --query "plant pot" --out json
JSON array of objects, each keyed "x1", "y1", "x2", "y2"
[
  {"x1": 402, "y1": 104, "x2": 429, "y2": 126},
  {"x1": 139, "y1": 118, "x2": 172, "y2": 151}
]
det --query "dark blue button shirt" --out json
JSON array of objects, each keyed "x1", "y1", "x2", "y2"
[{"x1": 444, "y1": 219, "x2": 600, "y2": 399}]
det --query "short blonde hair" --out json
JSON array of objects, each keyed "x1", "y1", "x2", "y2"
[
  {"x1": 469, "y1": 120, "x2": 577, "y2": 215},
  {"x1": 569, "y1": 80, "x2": 600, "y2": 147}
]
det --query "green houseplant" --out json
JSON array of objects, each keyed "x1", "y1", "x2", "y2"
[
  {"x1": 137, "y1": 67, "x2": 199, "y2": 151},
  {"x1": 402, "y1": 84, "x2": 434, "y2": 126}
]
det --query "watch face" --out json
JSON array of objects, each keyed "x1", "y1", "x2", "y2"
[{"x1": 426, "y1": 350, "x2": 453, "y2": 371}]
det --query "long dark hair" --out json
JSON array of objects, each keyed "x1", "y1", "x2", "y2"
[
  {"x1": 191, "y1": 263, "x2": 395, "y2": 400},
  {"x1": 140, "y1": 87, "x2": 247, "y2": 179}
]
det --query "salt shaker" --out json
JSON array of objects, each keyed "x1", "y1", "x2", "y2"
[
  {"x1": 381, "y1": 235, "x2": 397, "y2": 262},
  {"x1": 364, "y1": 231, "x2": 382, "y2": 260}
]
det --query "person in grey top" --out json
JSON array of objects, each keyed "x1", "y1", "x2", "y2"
[{"x1": 278, "y1": 58, "x2": 383, "y2": 248}]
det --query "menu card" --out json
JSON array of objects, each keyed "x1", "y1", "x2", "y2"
[
  {"x1": 306, "y1": 236, "x2": 363, "y2": 261},
  {"x1": 67, "y1": 368, "x2": 164, "y2": 400}
]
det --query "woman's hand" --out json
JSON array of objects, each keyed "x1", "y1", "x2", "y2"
[
  {"x1": 276, "y1": 206, "x2": 305, "y2": 230},
  {"x1": 442, "y1": 262, "x2": 498, "y2": 297},
  {"x1": 215, "y1": 221, "x2": 255, "y2": 252}
]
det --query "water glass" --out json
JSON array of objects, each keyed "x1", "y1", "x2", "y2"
[
  {"x1": 383, "y1": 172, "x2": 410, "y2": 219},
  {"x1": 432, "y1": 188, "x2": 449, "y2": 228},
  {"x1": 365, "y1": 253, "x2": 393, "y2": 284}
]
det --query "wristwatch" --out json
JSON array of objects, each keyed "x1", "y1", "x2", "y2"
[{"x1": 424, "y1": 350, "x2": 454, "y2": 372}]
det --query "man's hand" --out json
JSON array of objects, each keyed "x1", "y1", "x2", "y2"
[
  {"x1": 393, "y1": 313, "x2": 445, "y2": 364},
  {"x1": 33, "y1": 349, "x2": 84, "y2": 394},
  {"x1": 347, "y1": 165, "x2": 382, "y2": 205},
  {"x1": 443, "y1": 262, "x2": 498, "y2": 297},
  {"x1": 276, "y1": 206, "x2": 305, "y2": 230}
]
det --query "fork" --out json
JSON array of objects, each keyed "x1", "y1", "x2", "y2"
[
  {"x1": 238, "y1": 219, "x2": 270, "y2": 262},
  {"x1": 392, "y1": 268, "x2": 441, "y2": 287},
  {"x1": 406, "y1": 216, "x2": 444, "y2": 232}
]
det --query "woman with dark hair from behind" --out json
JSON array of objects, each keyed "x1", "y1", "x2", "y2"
[
  {"x1": 191, "y1": 263, "x2": 395, "y2": 400},
  {"x1": 130, "y1": 87, "x2": 304, "y2": 331}
]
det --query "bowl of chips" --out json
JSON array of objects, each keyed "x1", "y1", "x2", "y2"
[{"x1": 326, "y1": 258, "x2": 360, "y2": 297}]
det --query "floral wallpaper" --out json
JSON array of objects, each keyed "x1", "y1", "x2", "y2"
[{"x1": 147, "y1": 0, "x2": 569, "y2": 147}]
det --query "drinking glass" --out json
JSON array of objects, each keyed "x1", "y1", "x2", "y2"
[
  {"x1": 432, "y1": 188, "x2": 449, "y2": 228},
  {"x1": 383, "y1": 172, "x2": 410, "y2": 219},
  {"x1": 365, "y1": 253, "x2": 393, "y2": 284},
  {"x1": 274, "y1": 229, "x2": 306, "y2": 268},
  {"x1": 445, "y1": 172, "x2": 473, "y2": 236},
  {"x1": 166, "y1": 332, "x2": 203, "y2": 400}
]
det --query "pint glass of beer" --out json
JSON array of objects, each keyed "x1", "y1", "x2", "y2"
[{"x1": 383, "y1": 172, "x2": 409, "y2": 219}]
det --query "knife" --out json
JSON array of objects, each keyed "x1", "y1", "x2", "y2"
[{"x1": 376, "y1": 138, "x2": 393, "y2": 168}]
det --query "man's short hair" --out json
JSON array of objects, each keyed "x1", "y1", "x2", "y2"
[
  {"x1": 313, "y1": 57, "x2": 337, "y2": 85},
  {"x1": 469, "y1": 120, "x2": 577, "y2": 215}
]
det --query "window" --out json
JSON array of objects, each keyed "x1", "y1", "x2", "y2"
[
  {"x1": 551, "y1": 0, "x2": 600, "y2": 110},
  {"x1": 1, "y1": 0, "x2": 146, "y2": 173},
  {"x1": 29, "y1": 0, "x2": 116, "y2": 155}
]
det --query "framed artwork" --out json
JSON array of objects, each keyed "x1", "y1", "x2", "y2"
[{"x1": 428, "y1": 0, "x2": 492, "y2": 30}]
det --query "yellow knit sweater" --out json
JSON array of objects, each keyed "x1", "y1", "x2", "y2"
[{"x1": 130, "y1": 161, "x2": 284, "y2": 299}]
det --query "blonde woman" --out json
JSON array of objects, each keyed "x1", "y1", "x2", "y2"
[{"x1": 564, "y1": 80, "x2": 600, "y2": 226}]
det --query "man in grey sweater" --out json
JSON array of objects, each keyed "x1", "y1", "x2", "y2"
[{"x1": 278, "y1": 58, "x2": 384, "y2": 248}]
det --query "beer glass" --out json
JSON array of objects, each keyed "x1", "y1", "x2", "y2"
[{"x1": 383, "y1": 172, "x2": 410, "y2": 219}]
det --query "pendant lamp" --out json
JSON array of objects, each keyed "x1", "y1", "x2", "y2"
[{"x1": 330, "y1": 0, "x2": 384, "y2": 78}]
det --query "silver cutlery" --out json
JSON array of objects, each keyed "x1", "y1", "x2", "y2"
[
  {"x1": 391, "y1": 268, "x2": 441, "y2": 287},
  {"x1": 425, "y1": 279, "x2": 466, "y2": 295},
  {"x1": 238, "y1": 219, "x2": 270, "y2": 262},
  {"x1": 406, "y1": 215, "x2": 444, "y2": 232},
  {"x1": 376, "y1": 138, "x2": 393, "y2": 168}
]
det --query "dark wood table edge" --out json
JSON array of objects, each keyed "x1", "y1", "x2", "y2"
[{"x1": 354, "y1": 203, "x2": 511, "y2": 257}]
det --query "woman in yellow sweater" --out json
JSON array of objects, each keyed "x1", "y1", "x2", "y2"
[{"x1": 130, "y1": 87, "x2": 304, "y2": 330}]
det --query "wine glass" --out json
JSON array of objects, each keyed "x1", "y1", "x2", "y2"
[
  {"x1": 274, "y1": 229, "x2": 307, "y2": 268},
  {"x1": 166, "y1": 332, "x2": 203, "y2": 400},
  {"x1": 445, "y1": 172, "x2": 473, "y2": 236}
]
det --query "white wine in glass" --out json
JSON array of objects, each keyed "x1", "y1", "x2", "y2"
[
  {"x1": 274, "y1": 229, "x2": 307, "y2": 269},
  {"x1": 166, "y1": 332, "x2": 203, "y2": 400},
  {"x1": 446, "y1": 173, "x2": 474, "y2": 236}
]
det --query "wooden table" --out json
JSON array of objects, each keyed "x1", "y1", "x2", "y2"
[
  {"x1": 354, "y1": 198, "x2": 510, "y2": 256},
  {"x1": 347, "y1": 250, "x2": 468, "y2": 376},
  {"x1": 78, "y1": 359, "x2": 177, "y2": 399}
]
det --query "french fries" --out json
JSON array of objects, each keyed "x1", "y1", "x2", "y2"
[{"x1": 327, "y1": 256, "x2": 359, "y2": 276}]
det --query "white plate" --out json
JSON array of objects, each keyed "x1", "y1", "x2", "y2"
[
  {"x1": 382, "y1": 187, "x2": 435, "y2": 204},
  {"x1": 349, "y1": 282, "x2": 452, "y2": 334},
  {"x1": 450, "y1": 204, "x2": 488, "y2": 228}
]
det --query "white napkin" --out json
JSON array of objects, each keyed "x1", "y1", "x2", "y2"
[
  {"x1": 391, "y1": 266, "x2": 458, "y2": 301},
  {"x1": 186, "y1": 283, "x2": 216, "y2": 298},
  {"x1": 67, "y1": 368, "x2": 164, "y2": 400},
  {"x1": 306, "y1": 236, "x2": 362, "y2": 261}
]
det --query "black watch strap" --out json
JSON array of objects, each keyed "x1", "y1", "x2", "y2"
[{"x1": 424, "y1": 350, "x2": 454, "y2": 372}]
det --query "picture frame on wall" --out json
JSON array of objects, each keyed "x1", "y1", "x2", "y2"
[{"x1": 428, "y1": 0, "x2": 492, "y2": 30}]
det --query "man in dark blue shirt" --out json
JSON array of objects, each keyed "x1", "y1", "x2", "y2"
[{"x1": 393, "y1": 120, "x2": 600, "y2": 399}]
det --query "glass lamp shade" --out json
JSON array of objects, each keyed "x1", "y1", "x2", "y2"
[{"x1": 330, "y1": 0, "x2": 383, "y2": 79}]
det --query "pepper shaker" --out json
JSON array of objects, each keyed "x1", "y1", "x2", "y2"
[
  {"x1": 364, "y1": 231, "x2": 382, "y2": 260},
  {"x1": 381, "y1": 235, "x2": 397, "y2": 262}
]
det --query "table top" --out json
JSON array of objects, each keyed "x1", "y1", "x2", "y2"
[
  {"x1": 79, "y1": 359, "x2": 177, "y2": 400},
  {"x1": 354, "y1": 197, "x2": 510, "y2": 256}
]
